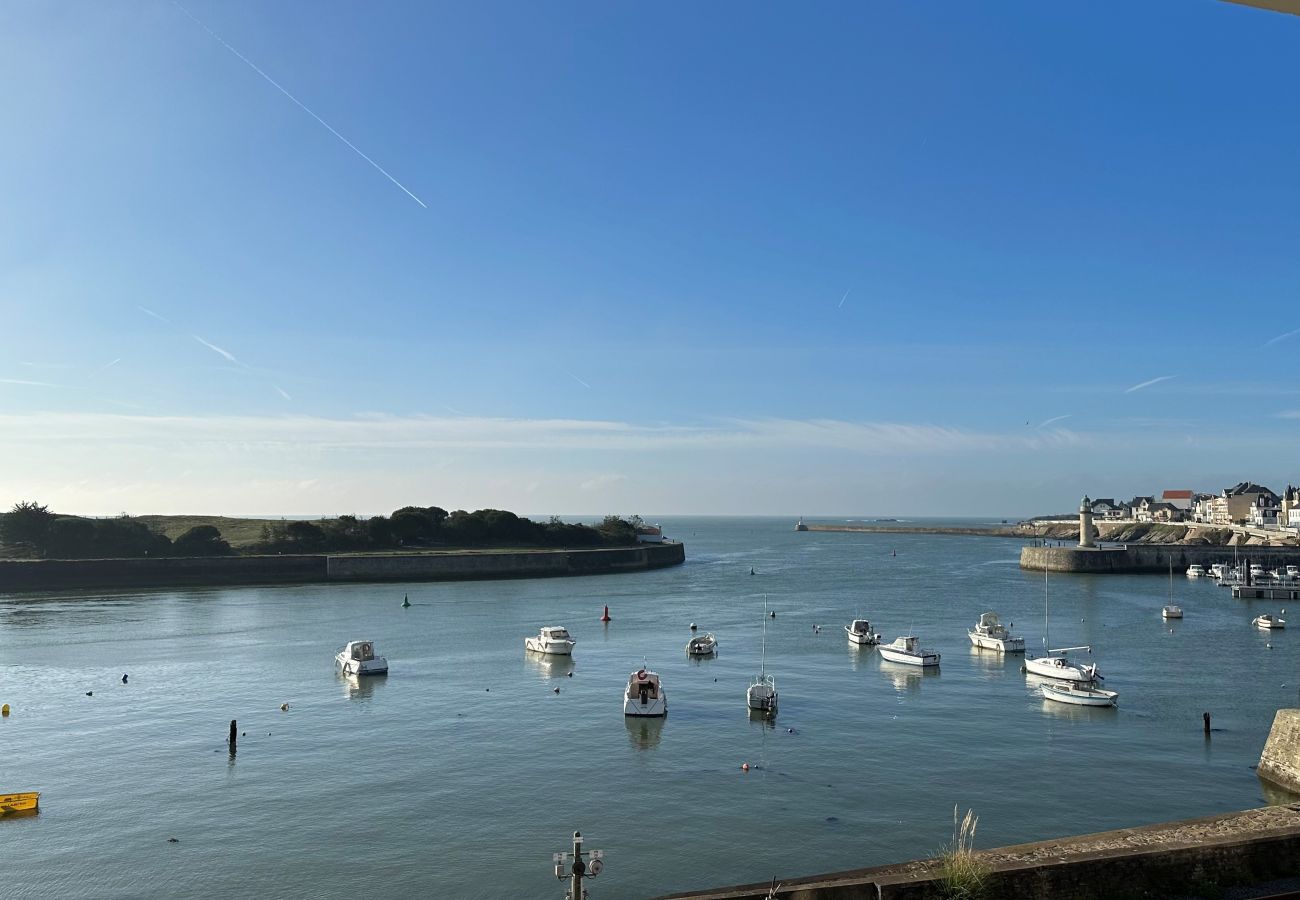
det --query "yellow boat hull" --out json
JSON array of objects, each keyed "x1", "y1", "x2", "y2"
[{"x1": 0, "y1": 793, "x2": 40, "y2": 814}]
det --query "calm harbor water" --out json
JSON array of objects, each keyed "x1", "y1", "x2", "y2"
[{"x1": 3, "y1": 517, "x2": 1298, "y2": 899}]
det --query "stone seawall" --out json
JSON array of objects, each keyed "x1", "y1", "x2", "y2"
[
  {"x1": 0, "y1": 542, "x2": 685, "y2": 593},
  {"x1": 1260, "y1": 710, "x2": 1300, "y2": 796},
  {"x1": 657, "y1": 804, "x2": 1300, "y2": 900},
  {"x1": 1020, "y1": 544, "x2": 1300, "y2": 573}
]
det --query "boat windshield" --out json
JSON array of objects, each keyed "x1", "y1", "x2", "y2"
[
  {"x1": 545, "y1": 629, "x2": 570, "y2": 640},
  {"x1": 351, "y1": 642, "x2": 374, "y2": 661}
]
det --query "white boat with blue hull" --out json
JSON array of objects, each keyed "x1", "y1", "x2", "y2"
[
  {"x1": 968, "y1": 612, "x2": 1024, "y2": 653},
  {"x1": 336, "y1": 640, "x2": 388, "y2": 677},
  {"x1": 879, "y1": 635, "x2": 940, "y2": 667}
]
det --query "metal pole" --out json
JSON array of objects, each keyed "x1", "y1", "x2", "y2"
[{"x1": 570, "y1": 831, "x2": 584, "y2": 900}]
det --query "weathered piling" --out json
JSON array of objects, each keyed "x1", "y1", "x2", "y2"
[
  {"x1": 1204, "y1": 712, "x2": 1212, "y2": 737},
  {"x1": 228, "y1": 719, "x2": 237, "y2": 755}
]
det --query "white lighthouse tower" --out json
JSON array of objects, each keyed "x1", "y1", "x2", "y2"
[{"x1": 1078, "y1": 496, "x2": 1096, "y2": 548}]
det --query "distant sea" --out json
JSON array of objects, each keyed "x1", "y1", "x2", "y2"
[{"x1": 3, "y1": 516, "x2": 1295, "y2": 899}]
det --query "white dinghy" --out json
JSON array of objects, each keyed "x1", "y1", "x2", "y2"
[
  {"x1": 1041, "y1": 681, "x2": 1118, "y2": 707},
  {"x1": 686, "y1": 632, "x2": 718, "y2": 655}
]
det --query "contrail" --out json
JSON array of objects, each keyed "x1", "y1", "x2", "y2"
[
  {"x1": 566, "y1": 371, "x2": 592, "y2": 389},
  {"x1": 838, "y1": 289, "x2": 850, "y2": 309},
  {"x1": 1124, "y1": 375, "x2": 1176, "y2": 394},
  {"x1": 0, "y1": 378, "x2": 56, "y2": 387},
  {"x1": 192, "y1": 335, "x2": 239, "y2": 364},
  {"x1": 173, "y1": 2, "x2": 428, "y2": 209},
  {"x1": 137, "y1": 305, "x2": 171, "y2": 324},
  {"x1": 102, "y1": 358, "x2": 122, "y2": 370},
  {"x1": 274, "y1": 385, "x2": 292, "y2": 400},
  {"x1": 1264, "y1": 327, "x2": 1300, "y2": 348},
  {"x1": 1039, "y1": 414, "x2": 1072, "y2": 428}
]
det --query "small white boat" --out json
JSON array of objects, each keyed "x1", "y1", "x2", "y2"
[
  {"x1": 1024, "y1": 648, "x2": 1101, "y2": 683},
  {"x1": 685, "y1": 632, "x2": 718, "y2": 655},
  {"x1": 1210, "y1": 563, "x2": 1230, "y2": 580},
  {"x1": 844, "y1": 619, "x2": 880, "y2": 646},
  {"x1": 1185, "y1": 565, "x2": 1205, "y2": 578},
  {"x1": 1161, "y1": 605, "x2": 1183, "y2": 619},
  {"x1": 1254, "y1": 614, "x2": 1287, "y2": 630},
  {"x1": 968, "y1": 612, "x2": 1025, "y2": 653},
  {"x1": 747, "y1": 672, "x2": 778, "y2": 715},
  {"x1": 624, "y1": 668, "x2": 667, "y2": 717},
  {"x1": 335, "y1": 640, "x2": 388, "y2": 676},
  {"x1": 524, "y1": 626, "x2": 576, "y2": 656},
  {"x1": 878, "y1": 634, "x2": 940, "y2": 667},
  {"x1": 1288, "y1": 566, "x2": 1299, "y2": 579},
  {"x1": 1250, "y1": 564, "x2": 1267, "y2": 579},
  {"x1": 1041, "y1": 681, "x2": 1118, "y2": 707}
]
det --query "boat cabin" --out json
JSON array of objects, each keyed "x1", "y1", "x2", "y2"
[
  {"x1": 848, "y1": 619, "x2": 873, "y2": 635},
  {"x1": 626, "y1": 669, "x2": 661, "y2": 703},
  {"x1": 343, "y1": 641, "x2": 377, "y2": 663},
  {"x1": 540, "y1": 627, "x2": 571, "y2": 641},
  {"x1": 974, "y1": 612, "x2": 1005, "y2": 634},
  {"x1": 889, "y1": 635, "x2": 919, "y2": 653}
]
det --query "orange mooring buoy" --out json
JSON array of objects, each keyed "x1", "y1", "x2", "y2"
[
  {"x1": 741, "y1": 762, "x2": 750, "y2": 772},
  {"x1": 601, "y1": 605, "x2": 611, "y2": 622}
]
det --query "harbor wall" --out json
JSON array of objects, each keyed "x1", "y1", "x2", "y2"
[
  {"x1": 1019, "y1": 544, "x2": 1300, "y2": 573},
  {"x1": 657, "y1": 804, "x2": 1300, "y2": 900},
  {"x1": 0, "y1": 542, "x2": 685, "y2": 593},
  {"x1": 1259, "y1": 709, "x2": 1300, "y2": 795}
]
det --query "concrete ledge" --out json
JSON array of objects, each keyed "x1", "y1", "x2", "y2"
[
  {"x1": 1020, "y1": 544, "x2": 1300, "y2": 574},
  {"x1": 657, "y1": 804, "x2": 1300, "y2": 900},
  {"x1": 1260, "y1": 710, "x2": 1300, "y2": 796}
]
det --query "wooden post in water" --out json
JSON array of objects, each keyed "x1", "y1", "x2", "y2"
[
  {"x1": 229, "y1": 719, "x2": 238, "y2": 755},
  {"x1": 1203, "y1": 712, "x2": 1211, "y2": 737}
]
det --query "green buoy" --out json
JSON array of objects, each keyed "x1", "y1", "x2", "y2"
[{"x1": 402, "y1": 594, "x2": 411, "y2": 608}]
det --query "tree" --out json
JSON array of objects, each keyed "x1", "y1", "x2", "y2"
[
  {"x1": 284, "y1": 520, "x2": 326, "y2": 550},
  {"x1": 1, "y1": 501, "x2": 55, "y2": 553},
  {"x1": 174, "y1": 525, "x2": 232, "y2": 556}
]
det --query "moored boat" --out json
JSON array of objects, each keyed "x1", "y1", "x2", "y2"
[
  {"x1": 968, "y1": 612, "x2": 1025, "y2": 652},
  {"x1": 1185, "y1": 564, "x2": 1205, "y2": 578},
  {"x1": 0, "y1": 792, "x2": 39, "y2": 814},
  {"x1": 1041, "y1": 682, "x2": 1118, "y2": 707},
  {"x1": 845, "y1": 619, "x2": 880, "y2": 646},
  {"x1": 686, "y1": 632, "x2": 718, "y2": 655},
  {"x1": 1161, "y1": 605, "x2": 1183, "y2": 620},
  {"x1": 878, "y1": 634, "x2": 940, "y2": 667},
  {"x1": 335, "y1": 640, "x2": 388, "y2": 676},
  {"x1": 1254, "y1": 614, "x2": 1287, "y2": 630},
  {"x1": 747, "y1": 595, "x2": 778, "y2": 715},
  {"x1": 525, "y1": 626, "x2": 576, "y2": 656},
  {"x1": 1024, "y1": 648, "x2": 1101, "y2": 683},
  {"x1": 624, "y1": 667, "x2": 667, "y2": 717}
]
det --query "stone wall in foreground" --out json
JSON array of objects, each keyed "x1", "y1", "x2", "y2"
[{"x1": 1259, "y1": 709, "x2": 1300, "y2": 795}]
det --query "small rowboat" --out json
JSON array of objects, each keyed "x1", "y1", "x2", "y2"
[
  {"x1": 1041, "y1": 682, "x2": 1118, "y2": 707},
  {"x1": 0, "y1": 792, "x2": 40, "y2": 814}
]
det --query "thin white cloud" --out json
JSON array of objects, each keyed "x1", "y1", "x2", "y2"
[
  {"x1": 192, "y1": 335, "x2": 239, "y2": 364},
  {"x1": 838, "y1": 289, "x2": 850, "y2": 309},
  {"x1": 137, "y1": 305, "x2": 171, "y2": 324},
  {"x1": 274, "y1": 385, "x2": 292, "y2": 400},
  {"x1": 0, "y1": 378, "x2": 58, "y2": 387},
  {"x1": 1124, "y1": 375, "x2": 1177, "y2": 394},
  {"x1": 566, "y1": 372, "x2": 592, "y2": 389},
  {"x1": 579, "y1": 473, "x2": 628, "y2": 492},
  {"x1": 102, "y1": 358, "x2": 122, "y2": 370},
  {"x1": 173, "y1": 2, "x2": 427, "y2": 209},
  {"x1": 1039, "y1": 414, "x2": 1072, "y2": 428},
  {"x1": 1264, "y1": 327, "x2": 1300, "y2": 348}
]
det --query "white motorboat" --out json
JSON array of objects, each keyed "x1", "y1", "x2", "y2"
[
  {"x1": 623, "y1": 667, "x2": 667, "y2": 717},
  {"x1": 1041, "y1": 681, "x2": 1118, "y2": 707},
  {"x1": 968, "y1": 612, "x2": 1025, "y2": 653},
  {"x1": 1250, "y1": 564, "x2": 1267, "y2": 579},
  {"x1": 335, "y1": 640, "x2": 388, "y2": 676},
  {"x1": 747, "y1": 595, "x2": 778, "y2": 715},
  {"x1": 1254, "y1": 614, "x2": 1287, "y2": 630},
  {"x1": 878, "y1": 634, "x2": 940, "y2": 667},
  {"x1": 1288, "y1": 566, "x2": 1299, "y2": 579},
  {"x1": 845, "y1": 618, "x2": 881, "y2": 646},
  {"x1": 686, "y1": 632, "x2": 718, "y2": 655},
  {"x1": 1161, "y1": 605, "x2": 1183, "y2": 619},
  {"x1": 1209, "y1": 563, "x2": 1230, "y2": 580},
  {"x1": 1185, "y1": 565, "x2": 1205, "y2": 578},
  {"x1": 524, "y1": 626, "x2": 576, "y2": 656}
]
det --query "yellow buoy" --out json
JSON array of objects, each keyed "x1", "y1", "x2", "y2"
[{"x1": 1, "y1": 704, "x2": 8, "y2": 716}]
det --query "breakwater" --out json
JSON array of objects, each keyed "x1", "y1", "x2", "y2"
[
  {"x1": 1260, "y1": 710, "x2": 1300, "y2": 796},
  {"x1": 657, "y1": 803, "x2": 1300, "y2": 900},
  {"x1": 1020, "y1": 544, "x2": 1300, "y2": 573},
  {"x1": 0, "y1": 542, "x2": 685, "y2": 593}
]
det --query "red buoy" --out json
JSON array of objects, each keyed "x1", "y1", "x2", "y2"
[{"x1": 601, "y1": 605, "x2": 611, "y2": 622}]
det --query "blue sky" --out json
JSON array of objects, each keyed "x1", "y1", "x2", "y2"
[{"x1": 2, "y1": 0, "x2": 1299, "y2": 517}]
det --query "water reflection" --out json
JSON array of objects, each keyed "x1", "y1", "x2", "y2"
[
  {"x1": 847, "y1": 643, "x2": 876, "y2": 672},
  {"x1": 339, "y1": 672, "x2": 387, "y2": 702},
  {"x1": 686, "y1": 651, "x2": 718, "y2": 667},
  {"x1": 1258, "y1": 776, "x2": 1300, "y2": 807},
  {"x1": 625, "y1": 715, "x2": 665, "y2": 751},
  {"x1": 882, "y1": 665, "x2": 937, "y2": 694},
  {"x1": 967, "y1": 645, "x2": 1018, "y2": 674},
  {"x1": 524, "y1": 653, "x2": 575, "y2": 680}
]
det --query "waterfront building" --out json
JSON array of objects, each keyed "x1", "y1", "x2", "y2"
[
  {"x1": 1088, "y1": 498, "x2": 1129, "y2": 520},
  {"x1": 1210, "y1": 482, "x2": 1278, "y2": 526},
  {"x1": 1161, "y1": 489, "x2": 1195, "y2": 512}
]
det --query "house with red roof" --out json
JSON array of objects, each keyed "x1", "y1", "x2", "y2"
[{"x1": 1161, "y1": 489, "x2": 1195, "y2": 512}]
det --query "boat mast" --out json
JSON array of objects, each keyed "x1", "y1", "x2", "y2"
[
  {"x1": 761, "y1": 593, "x2": 768, "y2": 676},
  {"x1": 1043, "y1": 564, "x2": 1050, "y2": 651}
]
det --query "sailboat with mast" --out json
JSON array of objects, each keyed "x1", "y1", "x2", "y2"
[
  {"x1": 1162, "y1": 558, "x2": 1183, "y2": 619},
  {"x1": 1024, "y1": 564, "x2": 1102, "y2": 683},
  {"x1": 747, "y1": 595, "x2": 778, "y2": 716}
]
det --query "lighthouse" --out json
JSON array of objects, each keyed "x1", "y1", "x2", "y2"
[{"x1": 1078, "y1": 496, "x2": 1096, "y2": 548}]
